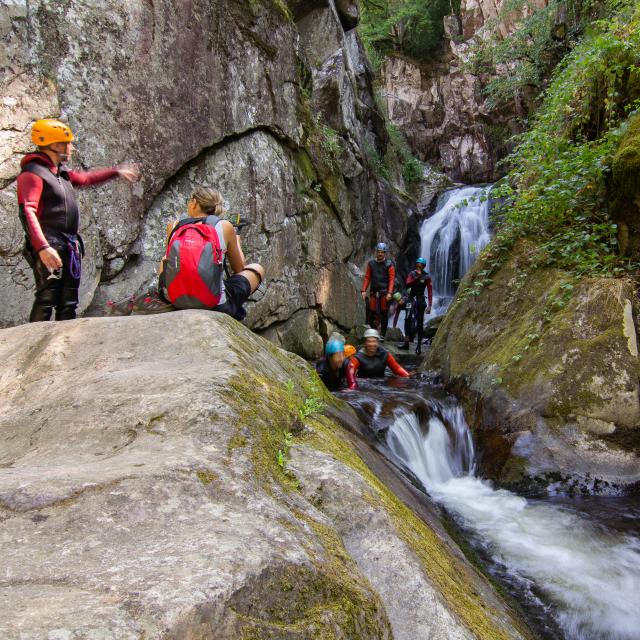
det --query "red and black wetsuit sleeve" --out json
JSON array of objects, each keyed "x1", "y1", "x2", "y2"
[
  {"x1": 361, "y1": 263, "x2": 372, "y2": 294},
  {"x1": 385, "y1": 353, "x2": 410, "y2": 377},
  {"x1": 406, "y1": 270, "x2": 433, "y2": 306},
  {"x1": 68, "y1": 167, "x2": 119, "y2": 187},
  {"x1": 17, "y1": 167, "x2": 119, "y2": 253},
  {"x1": 387, "y1": 263, "x2": 395, "y2": 296},
  {"x1": 346, "y1": 358, "x2": 359, "y2": 390},
  {"x1": 17, "y1": 171, "x2": 48, "y2": 251}
]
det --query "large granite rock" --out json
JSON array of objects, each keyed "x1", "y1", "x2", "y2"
[
  {"x1": 428, "y1": 241, "x2": 640, "y2": 494},
  {"x1": 0, "y1": 311, "x2": 529, "y2": 639},
  {"x1": 0, "y1": 0, "x2": 409, "y2": 355}
]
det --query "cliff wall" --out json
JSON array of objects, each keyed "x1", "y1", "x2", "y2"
[
  {"x1": 0, "y1": 0, "x2": 409, "y2": 356},
  {"x1": 381, "y1": 0, "x2": 547, "y2": 183}
]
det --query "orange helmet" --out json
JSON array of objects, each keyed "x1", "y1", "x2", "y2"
[
  {"x1": 344, "y1": 345, "x2": 356, "y2": 358},
  {"x1": 31, "y1": 119, "x2": 74, "y2": 146}
]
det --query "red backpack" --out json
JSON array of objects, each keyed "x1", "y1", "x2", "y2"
[{"x1": 163, "y1": 215, "x2": 225, "y2": 309}]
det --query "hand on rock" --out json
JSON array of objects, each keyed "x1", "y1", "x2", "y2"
[
  {"x1": 361, "y1": 291, "x2": 367, "y2": 300},
  {"x1": 117, "y1": 164, "x2": 141, "y2": 183}
]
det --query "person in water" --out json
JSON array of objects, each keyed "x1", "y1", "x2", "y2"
[
  {"x1": 17, "y1": 119, "x2": 140, "y2": 321},
  {"x1": 159, "y1": 187, "x2": 264, "y2": 321},
  {"x1": 346, "y1": 328, "x2": 410, "y2": 390},
  {"x1": 316, "y1": 336, "x2": 352, "y2": 391},
  {"x1": 361, "y1": 242, "x2": 395, "y2": 338},
  {"x1": 398, "y1": 257, "x2": 433, "y2": 355}
]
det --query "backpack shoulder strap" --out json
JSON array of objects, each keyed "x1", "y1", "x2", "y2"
[
  {"x1": 205, "y1": 214, "x2": 220, "y2": 227},
  {"x1": 167, "y1": 216, "x2": 206, "y2": 243}
]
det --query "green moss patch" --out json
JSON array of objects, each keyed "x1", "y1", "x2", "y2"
[{"x1": 304, "y1": 415, "x2": 526, "y2": 640}]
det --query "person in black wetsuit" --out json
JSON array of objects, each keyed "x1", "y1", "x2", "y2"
[
  {"x1": 360, "y1": 242, "x2": 395, "y2": 337},
  {"x1": 17, "y1": 119, "x2": 140, "y2": 322},
  {"x1": 316, "y1": 337, "x2": 350, "y2": 391},
  {"x1": 397, "y1": 257, "x2": 432, "y2": 355},
  {"x1": 346, "y1": 328, "x2": 410, "y2": 389}
]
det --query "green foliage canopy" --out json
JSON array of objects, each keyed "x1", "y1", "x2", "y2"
[
  {"x1": 359, "y1": 0, "x2": 457, "y2": 66},
  {"x1": 490, "y1": 0, "x2": 640, "y2": 277}
]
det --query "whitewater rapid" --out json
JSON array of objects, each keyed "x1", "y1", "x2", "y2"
[{"x1": 386, "y1": 406, "x2": 640, "y2": 640}]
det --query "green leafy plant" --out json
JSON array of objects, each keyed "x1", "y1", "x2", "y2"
[
  {"x1": 359, "y1": 0, "x2": 459, "y2": 66},
  {"x1": 482, "y1": 0, "x2": 640, "y2": 278},
  {"x1": 277, "y1": 431, "x2": 294, "y2": 470}
]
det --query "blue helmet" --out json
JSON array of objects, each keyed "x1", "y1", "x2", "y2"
[
  {"x1": 325, "y1": 338, "x2": 345, "y2": 356},
  {"x1": 375, "y1": 242, "x2": 387, "y2": 252},
  {"x1": 416, "y1": 257, "x2": 427, "y2": 266}
]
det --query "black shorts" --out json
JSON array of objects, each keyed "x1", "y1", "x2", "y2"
[{"x1": 214, "y1": 274, "x2": 251, "y2": 320}]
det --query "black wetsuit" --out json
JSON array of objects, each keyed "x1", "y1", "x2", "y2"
[
  {"x1": 405, "y1": 269, "x2": 433, "y2": 352},
  {"x1": 315, "y1": 358, "x2": 348, "y2": 391}
]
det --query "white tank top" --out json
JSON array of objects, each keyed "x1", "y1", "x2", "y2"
[{"x1": 213, "y1": 219, "x2": 227, "y2": 305}]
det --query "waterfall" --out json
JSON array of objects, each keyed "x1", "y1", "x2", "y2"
[
  {"x1": 419, "y1": 185, "x2": 491, "y2": 317},
  {"x1": 385, "y1": 404, "x2": 640, "y2": 640}
]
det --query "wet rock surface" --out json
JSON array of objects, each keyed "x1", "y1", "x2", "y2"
[{"x1": 0, "y1": 312, "x2": 527, "y2": 638}]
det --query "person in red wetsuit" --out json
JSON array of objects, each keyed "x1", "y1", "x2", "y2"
[
  {"x1": 360, "y1": 242, "x2": 395, "y2": 338},
  {"x1": 346, "y1": 328, "x2": 410, "y2": 390},
  {"x1": 398, "y1": 257, "x2": 433, "y2": 355},
  {"x1": 17, "y1": 119, "x2": 140, "y2": 321}
]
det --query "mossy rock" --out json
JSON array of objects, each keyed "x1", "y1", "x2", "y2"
[
  {"x1": 611, "y1": 113, "x2": 640, "y2": 257},
  {"x1": 428, "y1": 241, "x2": 640, "y2": 493}
]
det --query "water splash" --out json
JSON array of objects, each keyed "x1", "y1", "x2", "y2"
[
  {"x1": 420, "y1": 186, "x2": 491, "y2": 317},
  {"x1": 386, "y1": 404, "x2": 640, "y2": 640}
]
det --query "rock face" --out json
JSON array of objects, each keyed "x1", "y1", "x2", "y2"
[
  {"x1": 429, "y1": 242, "x2": 640, "y2": 494},
  {"x1": 0, "y1": 0, "x2": 407, "y2": 357},
  {"x1": 0, "y1": 312, "x2": 529, "y2": 639},
  {"x1": 381, "y1": 0, "x2": 542, "y2": 183}
]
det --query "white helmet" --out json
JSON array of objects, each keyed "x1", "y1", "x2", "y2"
[{"x1": 363, "y1": 328, "x2": 380, "y2": 340}]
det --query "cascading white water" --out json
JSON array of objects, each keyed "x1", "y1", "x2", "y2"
[
  {"x1": 386, "y1": 405, "x2": 640, "y2": 640},
  {"x1": 420, "y1": 186, "x2": 492, "y2": 317}
]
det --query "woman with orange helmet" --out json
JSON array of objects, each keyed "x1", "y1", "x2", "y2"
[{"x1": 17, "y1": 119, "x2": 140, "y2": 321}]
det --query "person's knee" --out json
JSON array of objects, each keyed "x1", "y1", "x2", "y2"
[
  {"x1": 248, "y1": 262, "x2": 264, "y2": 275},
  {"x1": 56, "y1": 306, "x2": 77, "y2": 321},
  {"x1": 241, "y1": 263, "x2": 264, "y2": 293}
]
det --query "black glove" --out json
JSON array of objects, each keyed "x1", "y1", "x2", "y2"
[{"x1": 226, "y1": 213, "x2": 249, "y2": 232}]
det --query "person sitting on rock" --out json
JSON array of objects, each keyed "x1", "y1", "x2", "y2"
[
  {"x1": 316, "y1": 336, "x2": 351, "y2": 391},
  {"x1": 159, "y1": 187, "x2": 264, "y2": 321},
  {"x1": 360, "y1": 242, "x2": 395, "y2": 338},
  {"x1": 398, "y1": 257, "x2": 432, "y2": 355},
  {"x1": 17, "y1": 119, "x2": 140, "y2": 322},
  {"x1": 346, "y1": 328, "x2": 410, "y2": 390}
]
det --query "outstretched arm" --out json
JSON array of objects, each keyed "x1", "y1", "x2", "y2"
[
  {"x1": 69, "y1": 163, "x2": 140, "y2": 187},
  {"x1": 346, "y1": 358, "x2": 359, "y2": 390},
  {"x1": 386, "y1": 353, "x2": 410, "y2": 377},
  {"x1": 427, "y1": 277, "x2": 433, "y2": 308}
]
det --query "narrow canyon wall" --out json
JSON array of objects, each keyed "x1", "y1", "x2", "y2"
[
  {"x1": 0, "y1": 0, "x2": 409, "y2": 356},
  {"x1": 381, "y1": 0, "x2": 547, "y2": 183}
]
